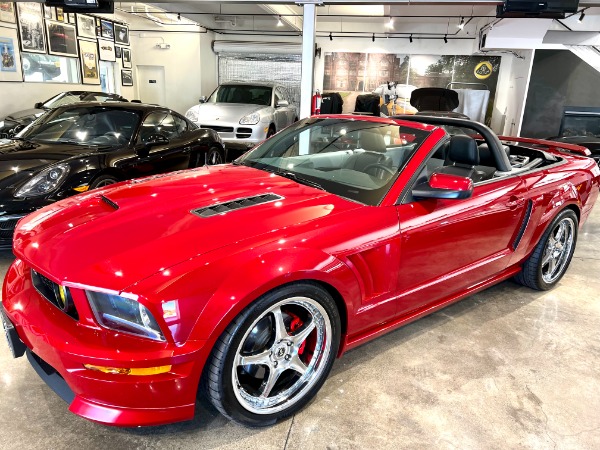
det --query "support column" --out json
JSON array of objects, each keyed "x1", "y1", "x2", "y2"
[{"x1": 299, "y1": 2, "x2": 316, "y2": 119}]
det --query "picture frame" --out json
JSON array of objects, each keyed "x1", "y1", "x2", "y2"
[
  {"x1": 43, "y1": 5, "x2": 54, "y2": 21},
  {"x1": 67, "y1": 13, "x2": 75, "y2": 25},
  {"x1": 78, "y1": 38, "x2": 99, "y2": 85},
  {"x1": 76, "y1": 14, "x2": 96, "y2": 41},
  {"x1": 0, "y1": 3, "x2": 16, "y2": 24},
  {"x1": 98, "y1": 38, "x2": 115, "y2": 62},
  {"x1": 115, "y1": 45, "x2": 121, "y2": 59},
  {"x1": 121, "y1": 47, "x2": 131, "y2": 68},
  {"x1": 0, "y1": 26, "x2": 24, "y2": 81},
  {"x1": 100, "y1": 19, "x2": 113, "y2": 40},
  {"x1": 95, "y1": 17, "x2": 101, "y2": 37},
  {"x1": 114, "y1": 23, "x2": 129, "y2": 46},
  {"x1": 56, "y1": 7, "x2": 64, "y2": 22},
  {"x1": 121, "y1": 69, "x2": 133, "y2": 86},
  {"x1": 46, "y1": 20, "x2": 78, "y2": 57},
  {"x1": 16, "y1": 2, "x2": 46, "y2": 54}
]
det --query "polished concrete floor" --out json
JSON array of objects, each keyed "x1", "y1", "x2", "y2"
[{"x1": 1, "y1": 206, "x2": 599, "y2": 450}]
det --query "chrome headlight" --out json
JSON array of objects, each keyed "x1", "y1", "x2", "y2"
[
  {"x1": 185, "y1": 108, "x2": 198, "y2": 122},
  {"x1": 14, "y1": 163, "x2": 70, "y2": 198},
  {"x1": 240, "y1": 112, "x2": 260, "y2": 125},
  {"x1": 86, "y1": 290, "x2": 165, "y2": 342}
]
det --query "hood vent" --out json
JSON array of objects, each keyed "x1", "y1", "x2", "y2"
[{"x1": 191, "y1": 193, "x2": 283, "y2": 218}]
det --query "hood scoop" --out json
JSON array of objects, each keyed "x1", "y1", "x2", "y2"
[{"x1": 191, "y1": 193, "x2": 283, "y2": 218}]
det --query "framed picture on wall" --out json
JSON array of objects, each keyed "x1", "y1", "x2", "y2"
[
  {"x1": 0, "y1": 27, "x2": 24, "y2": 81},
  {"x1": 56, "y1": 7, "x2": 64, "y2": 22},
  {"x1": 0, "y1": 3, "x2": 16, "y2": 24},
  {"x1": 78, "y1": 38, "x2": 99, "y2": 84},
  {"x1": 122, "y1": 47, "x2": 131, "y2": 68},
  {"x1": 43, "y1": 5, "x2": 54, "y2": 21},
  {"x1": 100, "y1": 19, "x2": 113, "y2": 40},
  {"x1": 114, "y1": 23, "x2": 129, "y2": 46},
  {"x1": 115, "y1": 45, "x2": 121, "y2": 59},
  {"x1": 98, "y1": 38, "x2": 115, "y2": 62},
  {"x1": 76, "y1": 14, "x2": 96, "y2": 40},
  {"x1": 67, "y1": 13, "x2": 76, "y2": 24},
  {"x1": 121, "y1": 69, "x2": 133, "y2": 86},
  {"x1": 16, "y1": 2, "x2": 46, "y2": 54},
  {"x1": 46, "y1": 20, "x2": 78, "y2": 57}
]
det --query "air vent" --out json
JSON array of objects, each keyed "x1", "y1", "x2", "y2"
[{"x1": 191, "y1": 193, "x2": 283, "y2": 218}]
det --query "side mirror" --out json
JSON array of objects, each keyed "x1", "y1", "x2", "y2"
[
  {"x1": 412, "y1": 172, "x2": 473, "y2": 200},
  {"x1": 199, "y1": 96, "x2": 207, "y2": 103},
  {"x1": 34, "y1": 102, "x2": 43, "y2": 109},
  {"x1": 276, "y1": 99, "x2": 289, "y2": 108}
]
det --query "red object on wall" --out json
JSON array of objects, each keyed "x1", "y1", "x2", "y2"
[{"x1": 312, "y1": 90, "x2": 322, "y2": 115}]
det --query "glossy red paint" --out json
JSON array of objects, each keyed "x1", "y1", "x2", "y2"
[{"x1": 2, "y1": 116, "x2": 599, "y2": 426}]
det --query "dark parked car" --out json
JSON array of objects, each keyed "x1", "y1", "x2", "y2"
[
  {"x1": 547, "y1": 136, "x2": 600, "y2": 167},
  {"x1": 0, "y1": 91, "x2": 128, "y2": 139},
  {"x1": 0, "y1": 102, "x2": 225, "y2": 247}
]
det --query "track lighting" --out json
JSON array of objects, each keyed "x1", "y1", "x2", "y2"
[
  {"x1": 458, "y1": 17, "x2": 465, "y2": 29},
  {"x1": 409, "y1": 34, "x2": 413, "y2": 43},
  {"x1": 578, "y1": 11, "x2": 585, "y2": 23},
  {"x1": 444, "y1": 35, "x2": 448, "y2": 43},
  {"x1": 372, "y1": 33, "x2": 375, "y2": 42},
  {"x1": 329, "y1": 32, "x2": 332, "y2": 41},
  {"x1": 277, "y1": 15, "x2": 283, "y2": 27}
]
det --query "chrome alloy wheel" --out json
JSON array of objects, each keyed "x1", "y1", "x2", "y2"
[
  {"x1": 541, "y1": 216, "x2": 575, "y2": 284},
  {"x1": 232, "y1": 297, "x2": 332, "y2": 415},
  {"x1": 207, "y1": 149, "x2": 223, "y2": 165}
]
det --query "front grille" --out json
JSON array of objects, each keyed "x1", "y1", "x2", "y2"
[
  {"x1": 200, "y1": 125, "x2": 234, "y2": 133},
  {"x1": 0, "y1": 218, "x2": 19, "y2": 231},
  {"x1": 31, "y1": 270, "x2": 79, "y2": 320},
  {"x1": 236, "y1": 127, "x2": 253, "y2": 139},
  {"x1": 191, "y1": 193, "x2": 283, "y2": 218}
]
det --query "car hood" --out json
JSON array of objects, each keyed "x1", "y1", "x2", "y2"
[
  {"x1": 14, "y1": 165, "x2": 361, "y2": 292},
  {"x1": 3, "y1": 108, "x2": 45, "y2": 124},
  {"x1": 191, "y1": 103, "x2": 267, "y2": 123}
]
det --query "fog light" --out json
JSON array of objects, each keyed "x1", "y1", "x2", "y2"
[{"x1": 83, "y1": 364, "x2": 171, "y2": 375}]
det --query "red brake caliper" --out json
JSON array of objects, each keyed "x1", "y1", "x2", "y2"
[{"x1": 288, "y1": 313, "x2": 306, "y2": 355}]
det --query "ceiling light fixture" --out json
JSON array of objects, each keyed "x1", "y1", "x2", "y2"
[
  {"x1": 409, "y1": 34, "x2": 413, "y2": 43},
  {"x1": 458, "y1": 17, "x2": 465, "y2": 29},
  {"x1": 578, "y1": 10, "x2": 585, "y2": 23},
  {"x1": 444, "y1": 35, "x2": 448, "y2": 43},
  {"x1": 329, "y1": 32, "x2": 333, "y2": 41},
  {"x1": 277, "y1": 15, "x2": 284, "y2": 27},
  {"x1": 372, "y1": 33, "x2": 375, "y2": 42},
  {"x1": 386, "y1": 17, "x2": 394, "y2": 29}
]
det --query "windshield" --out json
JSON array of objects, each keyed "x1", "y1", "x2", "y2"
[
  {"x1": 18, "y1": 106, "x2": 141, "y2": 147},
  {"x1": 43, "y1": 92, "x2": 121, "y2": 109},
  {"x1": 238, "y1": 118, "x2": 432, "y2": 206},
  {"x1": 209, "y1": 85, "x2": 272, "y2": 106}
]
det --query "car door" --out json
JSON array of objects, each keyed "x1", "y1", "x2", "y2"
[
  {"x1": 133, "y1": 111, "x2": 192, "y2": 176},
  {"x1": 393, "y1": 155, "x2": 528, "y2": 317}
]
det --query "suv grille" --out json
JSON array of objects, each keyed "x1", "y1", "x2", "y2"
[
  {"x1": 191, "y1": 194, "x2": 283, "y2": 218},
  {"x1": 31, "y1": 270, "x2": 79, "y2": 320},
  {"x1": 200, "y1": 125, "x2": 234, "y2": 133}
]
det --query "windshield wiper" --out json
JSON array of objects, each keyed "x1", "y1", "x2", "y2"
[{"x1": 273, "y1": 170, "x2": 325, "y2": 191}]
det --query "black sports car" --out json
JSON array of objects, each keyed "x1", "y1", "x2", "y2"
[
  {"x1": 0, "y1": 102, "x2": 225, "y2": 247},
  {"x1": 0, "y1": 91, "x2": 128, "y2": 139}
]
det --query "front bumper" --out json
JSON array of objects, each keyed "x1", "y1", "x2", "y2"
[
  {"x1": 197, "y1": 121, "x2": 269, "y2": 150},
  {"x1": 2, "y1": 259, "x2": 211, "y2": 426}
]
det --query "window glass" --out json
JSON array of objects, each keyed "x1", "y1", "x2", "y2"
[
  {"x1": 22, "y1": 53, "x2": 80, "y2": 83},
  {"x1": 139, "y1": 112, "x2": 187, "y2": 142},
  {"x1": 209, "y1": 85, "x2": 272, "y2": 106}
]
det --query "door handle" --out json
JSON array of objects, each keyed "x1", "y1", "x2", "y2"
[
  {"x1": 507, "y1": 196, "x2": 525, "y2": 209},
  {"x1": 182, "y1": 146, "x2": 192, "y2": 154}
]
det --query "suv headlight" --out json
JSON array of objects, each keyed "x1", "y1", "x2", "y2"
[
  {"x1": 185, "y1": 108, "x2": 198, "y2": 122},
  {"x1": 14, "y1": 163, "x2": 70, "y2": 198},
  {"x1": 240, "y1": 112, "x2": 260, "y2": 125},
  {"x1": 87, "y1": 290, "x2": 165, "y2": 342}
]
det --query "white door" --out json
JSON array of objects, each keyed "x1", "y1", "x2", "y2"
[{"x1": 137, "y1": 65, "x2": 166, "y2": 107}]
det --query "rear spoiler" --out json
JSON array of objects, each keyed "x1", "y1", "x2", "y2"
[{"x1": 498, "y1": 136, "x2": 591, "y2": 157}]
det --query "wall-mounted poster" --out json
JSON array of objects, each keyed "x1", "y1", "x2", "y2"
[
  {"x1": 43, "y1": 5, "x2": 54, "y2": 21},
  {"x1": 121, "y1": 69, "x2": 133, "y2": 86},
  {"x1": 46, "y1": 21, "x2": 78, "y2": 57},
  {"x1": 122, "y1": 47, "x2": 131, "y2": 68},
  {"x1": 98, "y1": 38, "x2": 115, "y2": 62},
  {"x1": 0, "y1": 3, "x2": 16, "y2": 24},
  {"x1": 114, "y1": 23, "x2": 129, "y2": 46},
  {"x1": 76, "y1": 14, "x2": 96, "y2": 40},
  {"x1": 16, "y1": 2, "x2": 46, "y2": 54},
  {"x1": 100, "y1": 19, "x2": 113, "y2": 40},
  {"x1": 115, "y1": 45, "x2": 121, "y2": 59},
  {"x1": 67, "y1": 13, "x2": 75, "y2": 24},
  {"x1": 0, "y1": 27, "x2": 23, "y2": 81},
  {"x1": 56, "y1": 7, "x2": 64, "y2": 22},
  {"x1": 79, "y1": 38, "x2": 99, "y2": 84}
]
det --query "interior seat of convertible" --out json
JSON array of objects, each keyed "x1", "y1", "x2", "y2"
[
  {"x1": 435, "y1": 135, "x2": 496, "y2": 183},
  {"x1": 343, "y1": 130, "x2": 393, "y2": 176}
]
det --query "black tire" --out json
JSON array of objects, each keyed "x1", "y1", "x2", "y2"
[
  {"x1": 202, "y1": 282, "x2": 341, "y2": 427},
  {"x1": 266, "y1": 125, "x2": 276, "y2": 138},
  {"x1": 514, "y1": 208, "x2": 578, "y2": 290},
  {"x1": 205, "y1": 146, "x2": 224, "y2": 165},
  {"x1": 89, "y1": 174, "x2": 119, "y2": 190}
]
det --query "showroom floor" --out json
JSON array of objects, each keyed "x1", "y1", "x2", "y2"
[{"x1": 0, "y1": 206, "x2": 598, "y2": 449}]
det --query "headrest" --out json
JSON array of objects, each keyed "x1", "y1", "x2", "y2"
[
  {"x1": 448, "y1": 135, "x2": 479, "y2": 166},
  {"x1": 359, "y1": 130, "x2": 387, "y2": 153},
  {"x1": 478, "y1": 143, "x2": 510, "y2": 167}
]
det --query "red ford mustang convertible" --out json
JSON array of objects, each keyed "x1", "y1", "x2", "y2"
[{"x1": 2, "y1": 115, "x2": 599, "y2": 427}]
